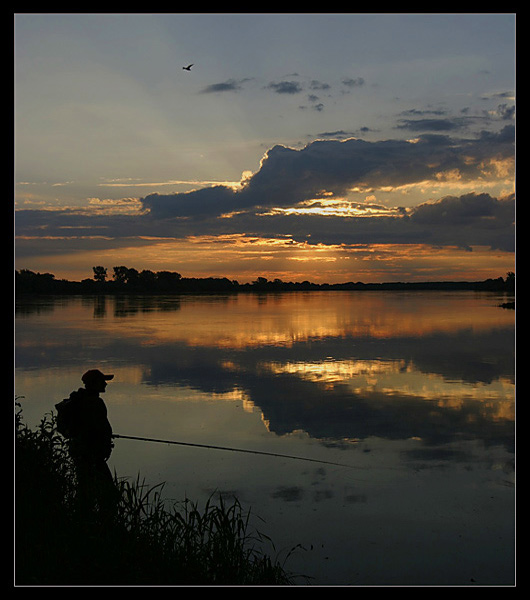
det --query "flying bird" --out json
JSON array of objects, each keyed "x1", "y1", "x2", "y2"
[{"x1": 182, "y1": 64, "x2": 194, "y2": 71}]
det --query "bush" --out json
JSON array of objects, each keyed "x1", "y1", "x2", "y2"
[{"x1": 15, "y1": 401, "x2": 298, "y2": 585}]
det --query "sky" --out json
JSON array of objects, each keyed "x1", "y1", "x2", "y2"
[{"x1": 14, "y1": 12, "x2": 516, "y2": 283}]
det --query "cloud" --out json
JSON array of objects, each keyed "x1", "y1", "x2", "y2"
[
  {"x1": 492, "y1": 103, "x2": 515, "y2": 121},
  {"x1": 139, "y1": 126, "x2": 514, "y2": 221},
  {"x1": 266, "y1": 80, "x2": 303, "y2": 94},
  {"x1": 396, "y1": 118, "x2": 468, "y2": 132},
  {"x1": 16, "y1": 127, "x2": 514, "y2": 261},
  {"x1": 341, "y1": 77, "x2": 365, "y2": 88},
  {"x1": 15, "y1": 190, "x2": 515, "y2": 271},
  {"x1": 309, "y1": 80, "x2": 331, "y2": 91},
  {"x1": 316, "y1": 130, "x2": 357, "y2": 138},
  {"x1": 218, "y1": 192, "x2": 514, "y2": 252},
  {"x1": 399, "y1": 108, "x2": 447, "y2": 117},
  {"x1": 199, "y1": 78, "x2": 251, "y2": 93},
  {"x1": 316, "y1": 128, "x2": 376, "y2": 139},
  {"x1": 198, "y1": 74, "x2": 370, "y2": 110},
  {"x1": 142, "y1": 185, "x2": 238, "y2": 219},
  {"x1": 395, "y1": 97, "x2": 516, "y2": 134},
  {"x1": 301, "y1": 98, "x2": 324, "y2": 112},
  {"x1": 410, "y1": 192, "x2": 515, "y2": 251}
]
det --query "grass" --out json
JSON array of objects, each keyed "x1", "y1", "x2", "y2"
[{"x1": 15, "y1": 400, "x2": 301, "y2": 585}]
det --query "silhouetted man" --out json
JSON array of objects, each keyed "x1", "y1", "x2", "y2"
[{"x1": 58, "y1": 369, "x2": 117, "y2": 518}]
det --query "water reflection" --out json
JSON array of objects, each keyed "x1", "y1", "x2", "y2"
[
  {"x1": 18, "y1": 291, "x2": 513, "y2": 344},
  {"x1": 16, "y1": 292, "x2": 514, "y2": 454},
  {"x1": 15, "y1": 291, "x2": 515, "y2": 584}
]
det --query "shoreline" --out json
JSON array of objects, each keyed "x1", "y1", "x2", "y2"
[{"x1": 15, "y1": 269, "x2": 515, "y2": 296}]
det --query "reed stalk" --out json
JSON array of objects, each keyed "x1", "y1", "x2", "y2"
[{"x1": 15, "y1": 401, "x2": 300, "y2": 585}]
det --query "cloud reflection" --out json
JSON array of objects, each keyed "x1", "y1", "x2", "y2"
[{"x1": 16, "y1": 293, "x2": 514, "y2": 461}]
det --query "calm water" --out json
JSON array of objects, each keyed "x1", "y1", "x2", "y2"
[{"x1": 15, "y1": 291, "x2": 515, "y2": 585}]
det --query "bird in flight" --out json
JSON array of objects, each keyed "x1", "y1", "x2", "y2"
[{"x1": 182, "y1": 64, "x2": 194, "y2": 71}]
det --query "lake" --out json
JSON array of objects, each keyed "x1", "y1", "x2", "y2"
[{"x1": 15, "y1": 291, "x2": 515, "y2": 586}]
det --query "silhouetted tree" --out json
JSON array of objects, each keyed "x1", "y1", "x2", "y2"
[
  {"x1": 16, "y1": 266, "x2": 516, "y2": 296},
  {"x1": 155, "y1": 270, "x2": 182, "y2": 291},
  {"x1": 125, "y1": 268, "x2": 140, "y2": 288},
  {"x1": 139, "y1": 269, "x2": 157, "y2": 287},
  {"x1": 92, "y1": 266, "x2": 107, "y2": 283},
  {"x1": 16, "y1": 269, "x2": 57, "y2": 292},
  {"x1": 112, "y1": 266, "x2": 129, "y2": 285},
  {"x1": 252, "y1": 277, "x2": 268, "y2": 289}
]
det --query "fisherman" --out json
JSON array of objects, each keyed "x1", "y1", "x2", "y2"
[{"x1": 57, "y1": 369, "x2": 118, "y2": 519}]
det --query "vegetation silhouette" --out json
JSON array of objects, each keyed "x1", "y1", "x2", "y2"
[
  {"x1": 15, "y1": 267, "x2": 515, "y2": 295},
  {"x1": 15, "y1": 401, "x2": 300, "y2": 585}
]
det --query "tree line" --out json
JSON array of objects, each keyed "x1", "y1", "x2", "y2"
[{"x1": 15, "y1": 266, "x2": 515, "y2": 295}]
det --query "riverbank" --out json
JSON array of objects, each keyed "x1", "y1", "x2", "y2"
[
  {"x1": 15, "y1": 403, "x2": 297, "y2": 586},
  {"x1": 15, "y1": 268, "x2": 515, "y2": 296}
]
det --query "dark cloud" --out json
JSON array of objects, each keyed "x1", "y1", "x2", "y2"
[
  {"x1": 220, "y1": 192, "x2": 514, "y2": 252},
  {"x1": 342, "y1": 77, "x2": 365, "y2": 87},
  {"x1": 399, "y1": 108, "x2": 447, "y2": 117},
  {"x1": 16, "y1": 127, "x2": 514, "y2": 256},
  {"x1": 411, "y1": 192, "x2": 510, "y2": 226},
  {"x1": 199, "y1": 78, "x2": 251, "y2": 93},
  {"x1": 480, "y1": 91, "x2": 514, "y2": 100},
  {"x1": 396, "y1": 118, "x2": 466, "y2": 132},
  {"x1": 315, "y1": 128, "x2": 377, "y2": 138},
  {"x1": 300, "y1": 93, "x2": 326, "y2": 112},
  {"x1": 477, "y1": 124, "x2": 515, "y2": 143},
  {"x1": 142, "y1": 185, "x2": 238, "y2": 219},
  {"x1": 266, "y1": 80, "x2": 303, "y2": 94},
  {"x1": 139, "y1": 126, "x2": 513, "y2": 221},
  {"x1": 309, "y1": 80, "x2": 331, "y2": 90},
  {"x1": 494, "y1": 103, "x2": 515, "y2": 120},
  {"x1": 200, "y1": 74, "x2": 370, "y2": 98},
  {"x1": 15, "y1": 192, "x2": 515, "y2": 257},
  {"x1": 396, "y1": 100, "x2": 515, "y2": 132},
  {"x1": 409, "y1": 192, "x2": 515, "y2": 251},
  {"x1": 316, "y1": 130, "x2": 356, "y2": 138}
]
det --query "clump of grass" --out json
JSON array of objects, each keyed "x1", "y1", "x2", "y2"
[
  {"x1": 15, "y1": 401, "x2": 299, "y2": 585},
  {"x1": 113, "y1": 477, "x2": 298, "y2": 584}
]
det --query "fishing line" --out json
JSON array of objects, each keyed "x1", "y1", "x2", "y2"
[{"x1": 112, "y1": 433, "x2": 352, "y2": 468}]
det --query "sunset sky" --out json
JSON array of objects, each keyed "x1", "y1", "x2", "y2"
[{"x1": 15, "y1": 13, "x2": 515, "y2": 283}]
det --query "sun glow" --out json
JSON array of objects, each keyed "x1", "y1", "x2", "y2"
[{"x1": 260, "y1": 197, "x2": 404, "y2": 218}]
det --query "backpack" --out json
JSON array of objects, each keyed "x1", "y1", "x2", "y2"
[{"x1": 55, "y1": 390, "x2": 84, "y2": 438}]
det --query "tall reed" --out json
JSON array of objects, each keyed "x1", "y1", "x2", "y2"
[{"x1": 15, "y1": 401, "x2": 300, "y2": 585}]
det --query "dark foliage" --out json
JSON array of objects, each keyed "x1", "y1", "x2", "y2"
[
  {"x1": 15, "y1": 402, "x2": 298, "y2": 585},
  {"x1": 15, "y1": 267, "x2": 515, "y2": 295}
]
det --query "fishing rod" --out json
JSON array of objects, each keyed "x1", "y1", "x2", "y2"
[{"x1": 112, "y1": 433, "x2": 351, "y2": 468}]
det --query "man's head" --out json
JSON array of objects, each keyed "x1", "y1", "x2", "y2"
[{"x1": 82, "y1": 369, "x2": 114, "y2": 393}]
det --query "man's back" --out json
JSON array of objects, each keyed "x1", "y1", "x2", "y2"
[{"x1": 58, "y1": 388, "x2": 113, "y2": 460}]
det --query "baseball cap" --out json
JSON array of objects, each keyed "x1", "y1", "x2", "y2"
[{"x1": 82, "y1": 369, "x2": 114, "y2": 385}]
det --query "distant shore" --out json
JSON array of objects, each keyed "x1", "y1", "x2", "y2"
[{"x1": 15, "y1": 268, "x2": 515, "y2": 296}]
